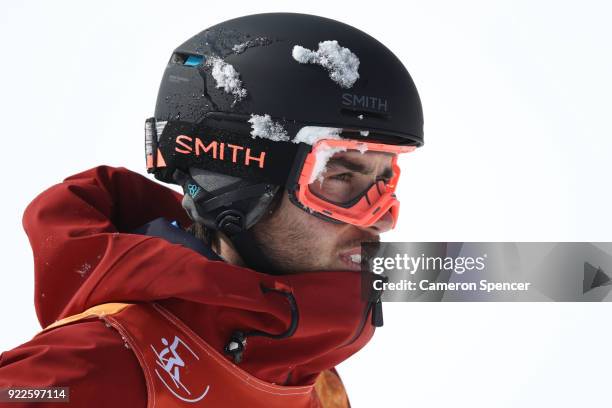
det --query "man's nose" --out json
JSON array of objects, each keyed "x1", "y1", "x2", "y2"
[{"x1": 358, "y1": 209, "x2": 395, "y2": 235}]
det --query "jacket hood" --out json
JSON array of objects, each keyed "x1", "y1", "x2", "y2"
[{"x1": 23, "y1": 165, "x2": 377, "y2": 386}]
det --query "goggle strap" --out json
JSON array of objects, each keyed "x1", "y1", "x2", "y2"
[{"x1": 149, "y1": 119, "x2": 300, "y2": 187}]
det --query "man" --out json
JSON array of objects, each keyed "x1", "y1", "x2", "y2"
[{"x1": 0, "y1": 13, "x2": 423, "y2": 407}]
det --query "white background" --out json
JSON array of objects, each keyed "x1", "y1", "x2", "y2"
[{"x1": 1, "y1": 1, "x2": 611, "y2": 406}]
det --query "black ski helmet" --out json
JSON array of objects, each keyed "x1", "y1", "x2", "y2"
[{"x1": 145, "y1": 12, "x2": 424, "y2": 272}]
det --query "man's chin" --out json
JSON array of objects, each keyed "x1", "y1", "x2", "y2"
[{"x1": 279, "y1": 258, "x2": 362, "y2": 274}]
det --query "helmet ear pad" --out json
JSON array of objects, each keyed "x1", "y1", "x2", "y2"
[{"x1": 180, "y1": 167, "x2": 280, "y2": 232}]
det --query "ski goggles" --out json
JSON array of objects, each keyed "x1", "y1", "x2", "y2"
[
  {"x1": 145, "y1": 118, "x2": 416, "y2": 229},
  {"x1": 287, "y1": 139, "x2": 416, "y2": 228}
]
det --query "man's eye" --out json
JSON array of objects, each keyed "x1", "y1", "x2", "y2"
[{"x1": 330, "y1": 173, "x2": 353, "y2": 182}]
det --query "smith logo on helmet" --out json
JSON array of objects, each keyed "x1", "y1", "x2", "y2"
[
  {"x1": 174, "y1": 135, "x2": 267, "y2": 169},
  {"x1": 341, "y1": 92, "x2": 389, "y2": 113}
]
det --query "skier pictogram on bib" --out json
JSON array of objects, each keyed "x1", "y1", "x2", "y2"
[{"x1": 150, "y1": 335, "x2": 210, "y2": 403}]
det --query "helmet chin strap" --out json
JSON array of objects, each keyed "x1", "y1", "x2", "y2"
[
  {"x1": 218, "y1": 222, "x2": 284, "y2": 275},
  {"x1": 174, "y1": 168, "x2": 284, "y2": 275}
]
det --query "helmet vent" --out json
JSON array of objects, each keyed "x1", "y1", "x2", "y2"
[{"x1": 170, "y1": 52, "x2": 204, "y2": 67}]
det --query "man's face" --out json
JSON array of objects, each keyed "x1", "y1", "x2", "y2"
[{"x1": 252, "y1": 150, "x2": 396, "y2": 273}]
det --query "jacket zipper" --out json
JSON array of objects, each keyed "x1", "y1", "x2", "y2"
[{"x1": 341, "y1": 298, "x2": 384, "y2": 348}]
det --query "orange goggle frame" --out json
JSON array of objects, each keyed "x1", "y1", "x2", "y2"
[{"x1": 290, "y1": 139, "x2": 416, "y2": 228}]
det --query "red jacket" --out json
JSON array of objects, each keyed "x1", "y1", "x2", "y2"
[{"x1": 0, "y1": 166, "x2": 376, "y2": 407}]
